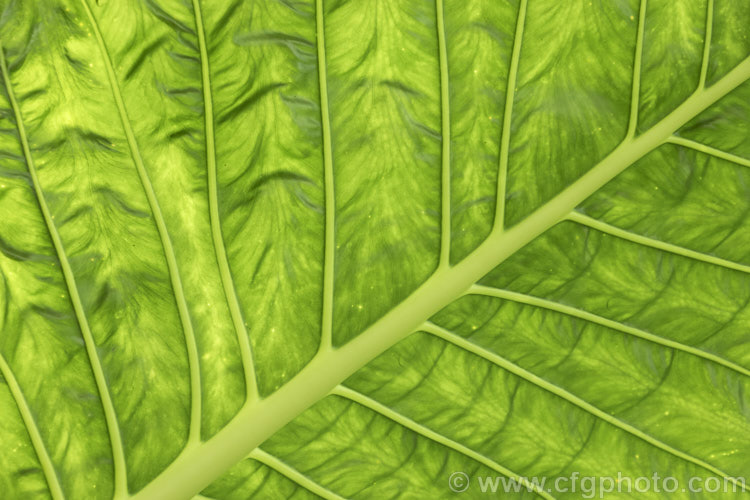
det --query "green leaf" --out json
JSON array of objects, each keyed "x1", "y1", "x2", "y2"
[{"x1": 0, "y1": 0, "x2": 749, "y2": 499}]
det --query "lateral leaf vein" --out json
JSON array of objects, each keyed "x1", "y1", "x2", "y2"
[
  {"x1": 469, "y1": 284, "x2": 750, "y2": 379},
  {"x1": 494, "y1": 0, "x2": 528, "y2": 231},
  {"x1": 80, "y1": 0, "x2": 202, "y2": 444},
  {"x1": 191, "y1": 0, "x2": 258, "y2": 400},
  {"x1": 249, "y1": 448, "x2": 346, "y2": 500},
  {"x1": 0, "y1": 42, "x2": 128, "y2": 498},
  {"x1": 332, "y1": 385, "x2": 555, "y2": 500},
  {"x1": 317, "y1": 0, "x2": 336, "y2": 352},
  {"x1": 422, "y1": 321, "x2": 746, "y2": 491},
  {"x1": 0, "y1": 353, "x2": 64, "y2": 500}
]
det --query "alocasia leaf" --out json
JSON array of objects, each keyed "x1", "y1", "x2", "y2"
[{"x1": 0, "y1": 0, "x2": 749, "y2": 498}]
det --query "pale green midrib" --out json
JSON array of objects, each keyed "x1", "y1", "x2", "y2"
[
  {"x1": 567, "y1": 211, "x2": 750, "y2": 275},
  {"x1": 494, "y1": 0, "x2": 527, "y2": 231},
  {"x1": 316, "y1": 0, "x2": 335, "y2": 353},
  {"x1": 249, "y1": 448, "x2": 346, "y2": 500},
  {"x1": 331, "y1": 385, "x2": 555, "y2": 500},
  {"x1": 421, "y1": 321, "x2": 747, "y2": 491},
  {"x1": 698, "y1": 0, "x2": 714, "y2": 90},
  {"x1": 0, "y1": 43, "x2": 127, "y2": 500},
  {"x1": 0, "y1": 353, "x2": 64, "y2": 500},
  {"x1": 80, "y1": 0, "x2": 202, "y2": 445},
  {"x1": 469, "y1": 284, "x2": 750, "y2": 378},
  {"x1": 191, "y1": 0, "x2": 258, "y2": 400},
  {"x1": 436, "y1": 0, "x2": 451, "y2": 268},
  {"x1": 668, "y1": 136, "x2": 750, "y2": 169},
  {"x1": 130, "y1": 55, "x2": 750, "y2": 500},
  {"x1": 627, "y1": 0, "x2": 647, "y2": 137}
]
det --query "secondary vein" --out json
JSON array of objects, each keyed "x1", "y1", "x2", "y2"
[
  {"x1": 469, "y1": 284, "x2": 750, "y2": 379},
  {"x1": 316, "y1": 0, "x2": 336, "y2": 353},
  {"x1": 249, "y1": 448, "x2": 346, "y2": 500},
  {"x1": 436, "y1": 0, "x2": 452, "y2": 268},
  {"x1": 422, "y1": 321, "x2": 746, "y2": 491},
  {"x1": 627, "y1": 0, "x2": 648, "y2": 138},
  {"x1": 80, "y1": 0, "x2": 202, "y2": 444},
  {"x1": 332, "y1": 385, "x2": 555, "y2": 500},
  {"x1": 668, "y1": 136, "x2": 750, "y2": 169},
  {"x1": 567, "y1": 211, "x2": 750, "y2": 275},
  {"x1": 494, "y1": 0, "x2": 528, "y2": 232},
  {"x1": 0, "y1": 353, "x2": 64, "y2": 500},
  {"x1": 129, "y1": 53, "x2": 750, "y2": 500},
  {"x1": 0, "y1": 43, "x2": 128, "y2": 497},
  {"x1": 191, "y1": 0, "x2": 258, "y2": 401},
  {"x1": 698, "y1": 0, "x2": 714, "y2": 90}
]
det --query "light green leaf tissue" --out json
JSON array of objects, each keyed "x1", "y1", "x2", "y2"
[{"x1": 0, "y1": 0, "x2": 749, "y2": 499}]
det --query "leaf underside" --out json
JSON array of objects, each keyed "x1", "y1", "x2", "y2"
[{"x1": 0, "y1": 0, "x2": 749, "y2": 499}]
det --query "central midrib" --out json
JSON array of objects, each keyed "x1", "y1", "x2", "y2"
[{"x1": 132, "y1": 56, "x2": 750, "y2": 500}]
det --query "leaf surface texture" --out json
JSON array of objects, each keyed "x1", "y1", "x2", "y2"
[{"x1": 0, "y1": 0, "x2": 749, "y2": 498}]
